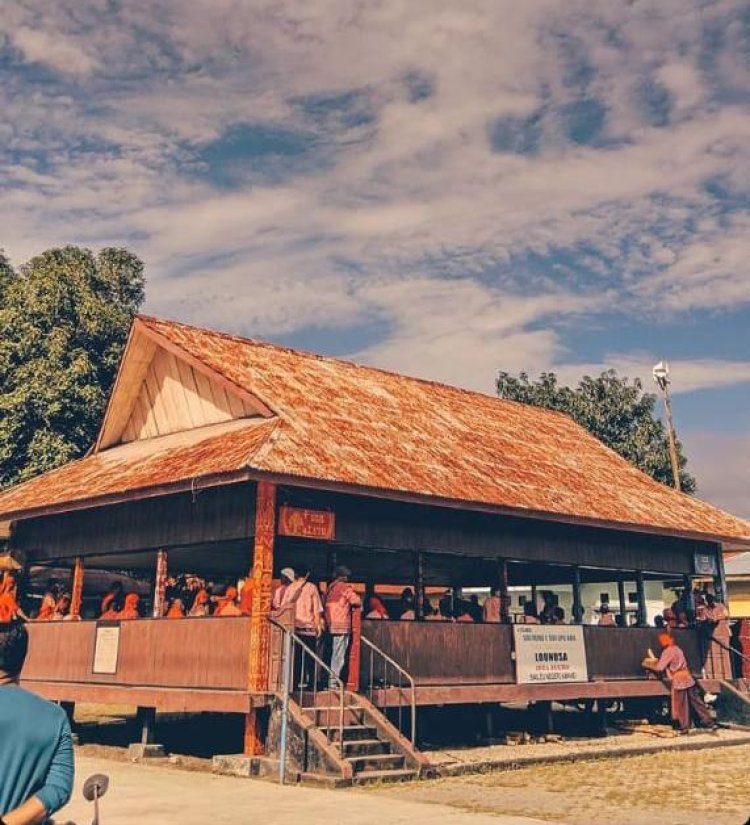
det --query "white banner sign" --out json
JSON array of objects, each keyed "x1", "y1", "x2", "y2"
[{"x1": 513, "y1": 624, "x2": 588, "y2": 684}]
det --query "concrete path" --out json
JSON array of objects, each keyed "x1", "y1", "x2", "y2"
[{"x1": 57, "y1": 756, "x2": 550, "y2": 825}]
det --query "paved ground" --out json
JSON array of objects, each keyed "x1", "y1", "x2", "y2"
[
  {"x1": 56, "y1": 756, "x2": 547, "y2": 825},
  {"x1": 372, "y1": 743, "x2": 750, "y2": 825},
  {"x1": 425, "y1": 726, "x2": 750, "y2": 772}
]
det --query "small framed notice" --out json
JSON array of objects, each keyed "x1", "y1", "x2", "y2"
[
  {"x1": 92, "y1": 622, "x2": 121, "y2": 675},
  {"x1": 694, "y1": 552, "x2": 718, "y2": 577}
]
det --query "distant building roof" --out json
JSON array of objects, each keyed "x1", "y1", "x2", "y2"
[
  {"x1": 725, "y1": 552, "x2": 750, "y2": 577},
  {"x1": 0, "y1": 314, "x2": 749, "y2": 545}
]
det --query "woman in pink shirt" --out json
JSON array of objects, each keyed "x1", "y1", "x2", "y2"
[
  {"x1": 645, "y1": 633, "x2": 715, "y2": 732},
  {"x1": 324, "y1": 566, "x2": 361, "y2": 687}
]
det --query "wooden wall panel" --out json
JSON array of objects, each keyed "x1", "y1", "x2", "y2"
[
  {"x1": 279, "y1": 487, "x2": 706, "y2": 575},
  {"x1": 17, "y1": 483, "x2": 256, "y2": 561},
  {"x1": 24, "y1": 617, "x2": 251, "y2": 690},
  {"x1": 584, "y1": 626, "x2": 704, "y2": 680},
  {"x1": 361, "y1": 621, "x2": 515, "y2": 685}
]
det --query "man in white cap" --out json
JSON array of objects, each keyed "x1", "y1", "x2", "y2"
[
  {"x1": 278, "y1": 568, "x2": 324, "y2": 688},
  {"x1": 272, "y1": 568, "x2": 295, "y2": 611}
]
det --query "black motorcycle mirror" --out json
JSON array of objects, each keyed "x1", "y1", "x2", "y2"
[{"x1": 82, "y1": 774, "x2": 109, "y2": 825}]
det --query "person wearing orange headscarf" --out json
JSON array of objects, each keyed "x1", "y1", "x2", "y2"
[
  {"x1": 644, "y1": 632, "x2": 715, "y2": 732},
  {"x1": 189, "y1": 589, "x2": 211, "y2": 617},
  {"x1": 215, "y1": 586, "x2": 242, "y2": 617},
  {"x1": 118, "y1": 593, "x2": 140, "y2": 620},
  {"x1": 0, "y1": 573, "x2": 28, "y2": 623},
  {"x1": 239, "y1": 575, "x2": 255, "y2": 616},
  {"x1": 37, "y1": 581, "x2": 61, "y2": 621},
  {"x1": 52, "y1": 594, "x2": 72, "y2": 621},
  {"x1": 100, "y1": 581, "x2": 124, "y2": 617},
  {"x1": 365, "y1": 595, "x2": 389, "y2": 620}
]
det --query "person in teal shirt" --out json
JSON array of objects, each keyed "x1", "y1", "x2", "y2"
[{"x1": 0, "y1": 621, "x2": 74, "y2": 825}]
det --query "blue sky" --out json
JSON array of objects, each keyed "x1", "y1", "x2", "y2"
[{"x1": 1, "y1": 1, "x2": 748, "y2": 516}]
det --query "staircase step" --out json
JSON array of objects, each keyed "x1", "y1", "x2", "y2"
[
  {"x1": 318, "y1": 725, "x2": 378, "y2": 742},
  {"x1": 352, "y1": 768, "x2": 417, "y2": 786},
  {"x1": 304, "y1": 706, "x2": 365, "y2": 726},
  {"x1": 341, "y1": 739, "x2": 391, "y2": 757},
  {"x1": 346, "y1": 752, "x2": 406, "y2": 772}
]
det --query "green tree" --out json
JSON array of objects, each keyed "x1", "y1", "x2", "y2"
[
  {"x1": 0, "y1": 246, "x2": 145, "y2": 488},
  {"x1": 496, "y1": 369, "x2": 696, "y2": 493}
]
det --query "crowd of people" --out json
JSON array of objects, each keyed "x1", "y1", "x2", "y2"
[{"x1": 0, "y1": 569, "x2": 732, "y2": 646}]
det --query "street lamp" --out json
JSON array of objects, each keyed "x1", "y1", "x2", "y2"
[{"x1": 652, "y1": 361, "x2": 681, "y2": 492}]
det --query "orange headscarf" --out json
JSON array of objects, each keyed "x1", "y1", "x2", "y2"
[
  {"x1": 37, "y1": 592, "x2": 57, "y2": 621},
  {"x1": 239, "y1": 578, "x2": 255, "y2": 616},
  {"x1": 119, "y1": 593, "x2": 140, "y2": 620},
  {"x1": 0, "y1": 575, "x2": 19, "y2": 623},
  {"x1": 367, "y1": 596, "x2": 388, "y2": 618},
  {"x1": 658, "y1": 631, "x2": 674, "y2": 649},
  {"x1": 215, "y1": 586, "x2": 239, "y2": 616}
]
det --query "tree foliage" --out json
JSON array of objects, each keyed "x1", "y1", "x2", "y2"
[
  {"x1": 0, "y1": 246, "x2": 145, "y2": 488},
  {"x1": 496, "y1": 369, "x2": 696, "y2": 493}
]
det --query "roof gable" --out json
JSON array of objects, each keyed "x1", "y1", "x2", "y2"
[{"x1": 96, "y1": 319, "x2": 273, "y2": 450}]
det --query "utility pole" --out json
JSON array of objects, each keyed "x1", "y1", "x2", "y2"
[{"x1": 652, "y1": 361, "x2": 681, "y2": 492}]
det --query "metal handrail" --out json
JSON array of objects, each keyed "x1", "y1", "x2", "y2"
[
  {"x1": 269, "y1": 618, "x2": 346, "y2": 753},
  {"x1": 360, "y1": 634, "x2": 417, "y2": 745}
]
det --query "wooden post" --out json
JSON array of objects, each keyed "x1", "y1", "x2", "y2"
[
  {"x1": 683, "y1": 573, "x2": 695, "y2": 622},
  {"x1": 153, "y1": 549, "x2": 168, "y2": 618},
  {"x1": 415, "y1": 551, "x2": 425, "y2": 621},
  {"x1": 70, "y1": 557, "x2": 84, "y2": 620},
  {"x1": 571, "y1": 567, "x2": 584, "y2": 624},
  {"x1": 346, "y1": 607, "x2": 362, "y2": 692},
  {"x1": 497, "y1": 557, "x2": 510, "y2": 623},
  {"x1": 715, "y1": 545, "x2": 727, "y2": 605},
  {"x1": 635, "y1": 571, "x2": 647, "y2": 626},
  {"x1": 245, "y1": 481, "x2": 276, "y2": 756},
  {"x1": 617, "y1": 578, "x2": 627, "y2": 627},
  {"x1": 137, "y1": 706, "x2": 156, "y2": 744}
]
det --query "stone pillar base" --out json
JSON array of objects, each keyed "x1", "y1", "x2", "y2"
[
  {"x1": 213, "y1": 754, "x2": 280, "y2": 779},
  {"x1": 127, "y1": 743, "x2": 166, "y2": 761}
]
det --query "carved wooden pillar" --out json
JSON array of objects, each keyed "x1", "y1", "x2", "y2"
[
  {"x1": 245, "y1": 481, "x2": 276, "y2": 755},
  {"x1": 70, "y1": 557, "x2": 84, "y2": 619},
  {"x1": 153, "y1": 549, "x2": 168, "y2": 618}
]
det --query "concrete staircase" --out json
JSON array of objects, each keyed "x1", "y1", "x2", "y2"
[
  {"x1": 311, "y1": 702, "x2": 417, "y2": 785},
  {"x1": 268, "y1": 689, "x2": 428, "y2": 786}
]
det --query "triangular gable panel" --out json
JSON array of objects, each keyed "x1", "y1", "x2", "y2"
[
  {"x1": 119, "y1": 347, "x2": 260, "y2": 444},
  {"x1": 96, "y1": 320, "x2": 271, "y2": 451}
]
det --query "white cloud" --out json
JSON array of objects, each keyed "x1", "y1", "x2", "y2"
[{"x1": 11, "y1": 27, "x2": 99, "y2": 75}]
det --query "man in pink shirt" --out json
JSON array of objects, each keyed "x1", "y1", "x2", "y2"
[
  {"x1": 279, "y1": 568, "x2": 324, "y2": 688},
  {"x1": 645, "y1": 632, "x2": 715, "y2": 732},
  {"x1": 324, "y1": 566, "x2": 361, "y2": 687}
]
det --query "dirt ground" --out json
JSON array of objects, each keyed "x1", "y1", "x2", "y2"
[{"x1": 370, "y1": 745, "x2": 750, "y2": 825}]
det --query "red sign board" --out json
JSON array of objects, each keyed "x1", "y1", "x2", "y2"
[{"x1": 278, "y1": 506, "x2": 335, "y2": 540}]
